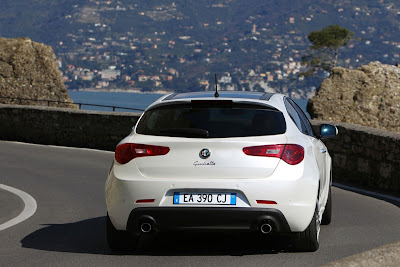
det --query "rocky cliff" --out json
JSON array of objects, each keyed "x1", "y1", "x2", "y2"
[
  {"x1": 308, "y1": 62, "x2": 400, "y2": 132},
  {"x1": 0, "y1": 37, "x2": 76, "y2": 108}
]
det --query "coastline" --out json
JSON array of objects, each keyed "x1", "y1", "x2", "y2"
[
  {"x1": 67, "y1": 88, "x2": 312, "y2": 100},
  {"x1": 68, "y1": 88, "x2": 171, "y2": 95},
  {"x1": 67, "y1": 90, "x2": 309, "y2": 116}
]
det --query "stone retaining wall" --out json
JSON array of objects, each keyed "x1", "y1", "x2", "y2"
[
  {"x1": 1, "y1": 104, "x2": 399, "y2": 195},
  {"x1": 311, "y1": 120, "x2": 400, "y2": 196},
  {"x1": 0, "y1": 104, "x2": 140, "y2": 151}
]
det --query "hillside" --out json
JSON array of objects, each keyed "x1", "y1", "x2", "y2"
[{"x1": 0, "y1": 0, "x2": 399, "y2": 96}]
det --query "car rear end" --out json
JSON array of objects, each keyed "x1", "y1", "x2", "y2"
[{"x1": 106, "y1": 94, "x2": 319, "y2": 241}]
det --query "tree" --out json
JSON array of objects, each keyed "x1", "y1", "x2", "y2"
[{"x1": 301, "y1": 25, "x2": 353, "y2": 77}]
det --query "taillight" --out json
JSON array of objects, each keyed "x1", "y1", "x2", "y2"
[
  {"x1": 115, "y1": 143, "x2": 170, "y2": 164},
  {"x1": 243, "y1": 144, "x2": 304, "y2": 165},
  {"x1": 282, "y1": 144, "x2": 304, "y2": 165}
]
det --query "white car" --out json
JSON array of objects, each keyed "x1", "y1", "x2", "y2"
[{"x1": 105, "y1": 91, "x2": 337, "y2": 252}]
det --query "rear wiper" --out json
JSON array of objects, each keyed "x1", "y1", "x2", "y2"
[{"x1": 160, "y1": 128, "x2": 209, "y2": 138}]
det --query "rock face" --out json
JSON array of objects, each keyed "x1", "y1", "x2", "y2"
[
  {"x1": 308, "y1": 62, "x2": 400, "y2": 132},
  {"x1": 0, "y1": 37, "x2": 76, "y2": 108}
]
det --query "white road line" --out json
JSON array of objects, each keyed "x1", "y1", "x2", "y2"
[
  {"x1": 3, "y1": 140, "x2": 113, "y2": 154},
  {"x1": 0, "y1": 184, "x2": 37, "y2": 231},
  {"x1": 333, "y1": 182, "x2": 400, "y2": 205}
]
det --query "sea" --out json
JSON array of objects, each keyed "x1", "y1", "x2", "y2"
[{"x1": 68, "y1": 90, "x2": 309, "y2": 116}]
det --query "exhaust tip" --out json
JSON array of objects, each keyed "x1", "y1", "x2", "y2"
[
  {"x1": 140, "y1": 222, "x2": 152, "y2": 233},
  {"x1": 260, "y1": 223, "x2": 272, "y2": 234}
]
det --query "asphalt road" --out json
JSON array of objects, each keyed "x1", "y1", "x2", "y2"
[{"x1": 0, "y1": 141, "x2": 399, "y2": 266}]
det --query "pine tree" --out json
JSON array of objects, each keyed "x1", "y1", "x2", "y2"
[{"x1": 301, "y1": 25, "x2": 354, "y2": 77}]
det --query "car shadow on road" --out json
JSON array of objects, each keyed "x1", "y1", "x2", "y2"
[
  {"x1": 21, "y1": 217, "x2": 108, "y2": 255},
  {"x1": 20, "y1": 216, "x2": 288, "y2": 256}
]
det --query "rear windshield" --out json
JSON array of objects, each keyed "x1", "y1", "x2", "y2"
[{"x1": 136, "y1": 101, "x2": 286, "y2": 138}]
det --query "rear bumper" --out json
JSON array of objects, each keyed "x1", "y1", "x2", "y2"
[
  {"x1": 127, "y1": 207, "x2": 291, "y2": 235},
  {"x1": 106, "y1": 157, "x2": 320, "y2": 232}
]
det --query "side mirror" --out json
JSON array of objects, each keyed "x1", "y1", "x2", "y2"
[{"x1": 320, "y1": 124, "x2": 338, "y2": 139}]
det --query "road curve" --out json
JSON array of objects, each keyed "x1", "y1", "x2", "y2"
[
  {"x1": 0, "y1": 141, "x2": 399, "y2": 266},
  {"x1": 0, "y1": 184, "x2": 37, "y2": 231}
]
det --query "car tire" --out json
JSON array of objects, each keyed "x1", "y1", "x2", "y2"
[
  {"x1": 293, "y1": 206, "x2": 320, "y2": 252},
  {"x1": 321, "y1": 187, "x2": 332, "y2": 225},
  {"x1": 107, "y1": 213, "x2": 138, "y2": 251}
]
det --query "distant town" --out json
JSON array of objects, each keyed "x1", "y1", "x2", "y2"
[{"x1": 49, "y1": 0, "x2": 400, "y2": 99}]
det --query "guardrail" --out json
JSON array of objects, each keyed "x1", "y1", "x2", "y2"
[{"x1": 0, "y1": 96, "x2": 145, "y2": 112}]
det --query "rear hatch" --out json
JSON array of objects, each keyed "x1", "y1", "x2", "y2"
[{"x1": 133, "y1": 100, "x2": 287, "y2": 179}]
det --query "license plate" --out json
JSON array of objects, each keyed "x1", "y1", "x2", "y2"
[{"x1": 173, "y1": 192, "x2": 236, "y2": 205}]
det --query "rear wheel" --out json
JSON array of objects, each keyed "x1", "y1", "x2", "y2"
[
  {"x1": 107, "y1": 213, "x2": 138, "y2": 251},
  {"x1": 293, "y1": 206, "x2": 320, "y2": 252},
  {"x1": 321, "y1": 187, "x2": 332, "y2": 225}
]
